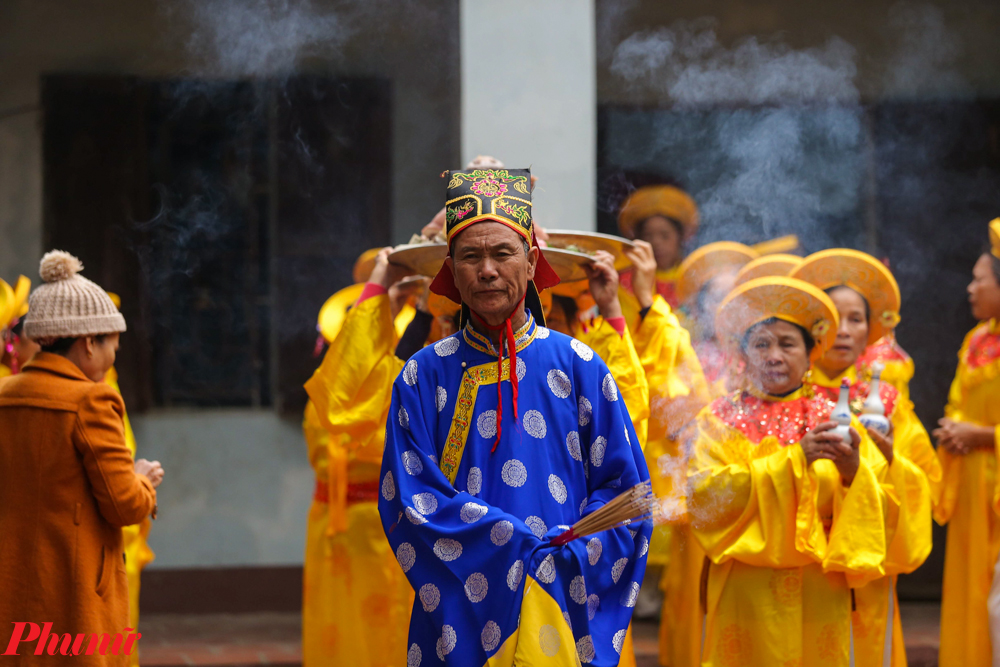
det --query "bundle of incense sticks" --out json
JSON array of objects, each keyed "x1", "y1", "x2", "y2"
[{"x1": 548, "y1": 481, "x2": 658, "y2": 546}]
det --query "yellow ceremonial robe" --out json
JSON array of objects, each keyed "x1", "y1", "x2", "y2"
[
  {"x1": 936, "y1": 320, "x2": 1000, "y2": 667},
  {"x1": 689, "y1": 390, "x2": 894, "y2": 667},
  {"x1": 105, "y1": 367, "x2": 155, "y2": 667},
  {"x1": 303, "y1": 294, "x2": 413, "y2": 666},
  {"x1": 813, "y1": 366, "x2": 937, "y2": 667},
  {"x1": 627, "y1": 295, "x2": 710, "y2": 667}
]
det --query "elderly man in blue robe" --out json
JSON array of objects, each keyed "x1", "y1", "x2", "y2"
[{"x1": 378, "y1": 167, "x2": 652, "y2": 666}]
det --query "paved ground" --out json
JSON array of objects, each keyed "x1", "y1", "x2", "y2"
[{"x1": 137, "y1": 602, "x2": 941, "y2": 666}]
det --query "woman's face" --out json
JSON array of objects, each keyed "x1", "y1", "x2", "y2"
[
  {"x1": 743, "y1": 320, "x2": 811, "y2": 396},
  {"x1": 818, "y1": 286, "x2": 869, "y2": 377},
  {"x1": 74, "y1": 333, "x2": 120, "y2": 382},
  {"x1": 637, "y1": 216, "x2": 682, "y2": 271},
  {"x1": 969, "y1": 254, "x2": 1000, "y2": 322}
]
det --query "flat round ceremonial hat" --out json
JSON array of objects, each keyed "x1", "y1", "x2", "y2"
[
  {"x1": 716, "y1": 276, "x2": 839, "y2": 361},
  {"x1": 352, "y1": 248, "x2": 382, "y2": 285},
  {"x1": 676, "y1": 241, "x2": 758, "y2": 304},
  {"x1": 733, "y1": 254, "x2": 803, "y2": 288},
  {"x1": 617, "y1": 185, "x2": 699, "y2": 241},
  {"x1": 790, "y1": 248, "x2": 900, "y2": 346}
]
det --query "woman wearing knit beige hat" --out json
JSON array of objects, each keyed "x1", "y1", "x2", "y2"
[{"x1": 0, "y1": 250, "x2": 162, "y2": 663}]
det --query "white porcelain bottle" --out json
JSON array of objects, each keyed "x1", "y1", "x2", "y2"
[
  {"x1": 830, "y1": 378, "x2": 853, "y2": 443},
  {"x1": 858, "y1": 362, "x2": 891, "y2": 437}
]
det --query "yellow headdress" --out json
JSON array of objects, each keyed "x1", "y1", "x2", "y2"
[
  {"x1": 733, "y1": 254, "x2": 803, "y2": 288},
  {"x1": 716, "y1": 276, "x2": 839, "y2": 361},
  {"x1": 751, "y1": 235, "x2": 800, "y2": 256},
  {"x1": 352, "y1": 248, "x2": 383, "y2": 285},
  {"x1": 317, "y1": 283, "x2": 365, "y2": 344},
  {"x1": 617, "y1": 185, "x2": 699, "y2": 241},
  {"x1": 676, "y1": 241, "x2": 758, "y2": 304},
  {"x1": 790, "y1": 249, "x2": 900, "y2": 346},
  {"x1": 990, "y1": 218, "x2": 1000, "y2": 260},
  {"x1": 1, "y1": 276, "x2": 31, "y2": 328}
]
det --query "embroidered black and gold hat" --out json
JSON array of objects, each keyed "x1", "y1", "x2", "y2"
[{"x1": 430, "y1": 167, "x2": 560, "y2": 314}]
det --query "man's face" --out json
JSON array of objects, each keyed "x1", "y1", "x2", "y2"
[{"x1": 447, "y1": 222, "x2": 537, "y2": 326}]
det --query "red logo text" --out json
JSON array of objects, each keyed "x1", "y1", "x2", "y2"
[{"x1": 3, "y1": 623, "x2": 140, "y2": 657}]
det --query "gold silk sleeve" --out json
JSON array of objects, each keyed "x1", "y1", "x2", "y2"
[
  {"x1": 688, "y1": 409, "x2": 890, "y2": 586},
  {"x1": 577, "y1": 317, "x2": 650, "y2": 447},
  {"x1": 630, "y1": 295, "x2": 710, "y2": 442},
  {"x1": 303, "y1": 400, "x2": 332, "y2": 479},
  {"x1": 936, "y1": 327, "x2": 977, "y2": 525},
  {"x1": 304, "y1": 294, "x2": 405, "y2": 468}
]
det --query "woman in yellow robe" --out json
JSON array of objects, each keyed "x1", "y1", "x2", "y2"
[
  {"x1": 932, "y1": 219, "x2": 1000, "y2": 667},
  {"x1": 793, "y1": 250, "x2": 938, "y2": 667},
  {"x1": 619, "y1": 240, "x2": 710, "y2": 667},
  {"x1": 301, "y1": 249, "x2": 415, "y2": 666},
  {"x1": 689, "y1": 276, "x2": 895, "y2": 667}
]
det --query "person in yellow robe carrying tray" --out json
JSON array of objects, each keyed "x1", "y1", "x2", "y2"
[{"x1": 687, "y1": 276, "x2": 898, "y2": 667}]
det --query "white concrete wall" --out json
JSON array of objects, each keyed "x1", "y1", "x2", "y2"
[
  {"x1": 461, "y1": 0, "x2": 596, "y2": 232},
  {"x1": 131, "y1": 410, "x2": 312, "y2": 568}
]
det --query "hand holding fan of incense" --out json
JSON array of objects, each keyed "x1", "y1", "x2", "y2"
[{"x1": 548, "y1": 481, "x2": 658, "y2": 546}]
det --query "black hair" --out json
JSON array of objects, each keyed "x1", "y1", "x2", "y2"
[
  {"x1": 634, "y1": 215, "x2": 684, "y2": 243},
  {"x1": 992, "y1": 254, "x2": 1000, "y2": 284},
  {"x1": 552, "y1": 295, "x2": 578, "y2": 324},
  {"x1": 10, "y1": 319, "x2": 24, "y2": 336},
  {"x1": 41, "y1": 333, "x2": 110, "y2": 356},
  {"x1": 740, "y1": 317, "x2": 815, "y2": 357},
  {"x1": 824, "y1": 285, "x2": 870, "y2": 323}
]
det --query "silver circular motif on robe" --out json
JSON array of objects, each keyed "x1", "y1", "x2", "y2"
[
  {"x1": 412, "y1": 492, "x2": 437, "y2": 515},
  {"x1": 578, "y1": 396, "x2": 592, "y2": 426},
  {"x1": 566, "y1": 431, "x2": 582, "y2": 461},
  {"x1": 398, "y1": 406, "x2": 410, "y2": 430},
  {"x1": 547, "y1": 369, "x2": 572, "y2": 399},
  {"x1": 516, "y1": 356, "x2": 526, "y2": 381},
  {"x1": 460, "y1": 502, "x2": 488, "y2": 524},
  {"x1": 562, "y1": 611, "x2": 573, "y2": 631},
  {"x1": 402, "y1": 450, "x2": 423, "y2": 476},
  {"x1": 580, "y1": 497, "x2": 589, "y2": 515},
  {"x1": 467, "y1": 466, "x2": 482, "y2": 495},
  {"x1": 548, "y1": 474, "x2": 568, "y2": 504},
  {"x1": 433, "y1": 538, "x2": 463, "y2": 562},
  {"x1": 571, "y1": 339, "x2": 594, "y2": 362},
  {"x1": 621, "y1": 581, "x2": 640, "y2": 607},
  {"x1": 396, "y1": 542, "x2": 416, "y2": 573},
  {"x1": 612, "y1": 557, "x2": 628, "y2": 584},
  {"x1": 638, "y1": 535, "x2": 649, "y2": 558},
  {"x1": 501, "y1": 459, "x2": 527, "y2": 487},
  {"x1": 587, "y1": 594, "x2": 600, "y2": 620},
  {"x1": 436, "y1": 386, "x2": 447, "y2": 412},
  {"x1": 525, "y1": 515, "x2": 547, "y2": 539},
  {"x1": 624, "y1": 425, "x2": 630, "y2": 446},
  {"x1": 536, "y1": 326, "x2": 550, "y2": 339},
  {"x1": 536, "y1": 554, "x2": 556, "y2": 584},
  {"x1": 586, "y1": 538, "x2": 602, "y2": 566},
  {"x1": 507, "y1": 559, "x2": 524, "y2": 591},
  {"x1": 539, "y1": 625, "x2": 561, "y2": 657},
  {"x1": 419, "y1": 583, "x2": 440, "y2": 612},
  {"x1": 569, "y1": 575, "x2": 587, "y2": 604},
  {"x1": 491, "y1": 520, "x2": 514, "y2": 546},
  {"x1": 407, "y1": 643, "x2": 422, "y2": 667},
  {"x1": 481, "y1": 621, "x2": 502, "y2": 652},
  {"x1": 436, "y1": 625, "x2": 457, "y2": 660},
  {"x1": 381, "y1": 471, "x2": 395, "y2": 501},
  {"x1": 613, "y1": 629, "x2": 626, "y2": 655},
  {"x1": 523, "y1": 410, "x2": 546, "y2": 439},
  {"x1": 404, "y1": 506, "x2": 427, "y2": 525},
  {"x1": 602, "y1": 373, "x2": 619, "y2": 402},
  {"x1": 576, "y1": 635, "x2": 596, "y2": 663},
  {"x1": 477, "y1": 410, "x2": 497, "y2": 439},
  {"x1": 403, "y1": 359, "x2": 418, "y2": 386},
  {"x1": 590, "y1": 436, "x2": 607, "y2": 467},
  {"x1": 465, "y1": 572, "x2": 488, "y2": 603},
  {"x1": 434, "y1": 336, "x2": 459, "y2": 357}
]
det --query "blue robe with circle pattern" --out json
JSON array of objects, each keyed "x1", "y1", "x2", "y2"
[{"x1": 378, "y1": 313, "x2": 651, "y2": 666}]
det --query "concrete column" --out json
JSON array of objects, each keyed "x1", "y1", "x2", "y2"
[{"x1": 460, "y1": 0, "x2": 596, "y2": 232}]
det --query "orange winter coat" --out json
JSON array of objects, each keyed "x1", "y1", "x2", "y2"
[{"x1": 0, "y1": 353, "x2": 156, "y2": 665}]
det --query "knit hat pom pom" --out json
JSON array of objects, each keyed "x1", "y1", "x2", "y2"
[{"x1": 39, "y1": 250, "x2": 84, "y2": 283}]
